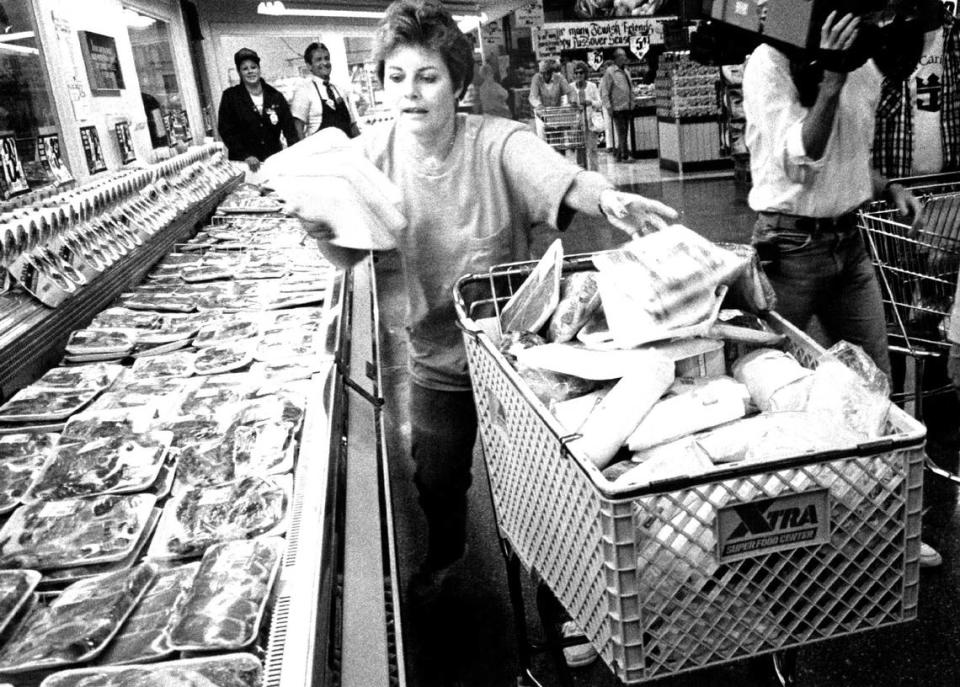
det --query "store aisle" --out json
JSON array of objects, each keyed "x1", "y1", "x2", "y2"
[{"x1": 375, "y1": 164, "x2": 960, "y2": 687}]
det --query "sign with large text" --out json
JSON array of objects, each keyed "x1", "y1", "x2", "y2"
[
  {"x1": 514, "y1": 1, "x2": 544, "y2": 28},
  {"x1": 534, "y1": 17, "x2": 670, "y2": 59}
]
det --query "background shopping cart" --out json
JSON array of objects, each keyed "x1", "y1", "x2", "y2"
[
  {"x1": 534, "y1": 106, "x2": 587, "y2": 167},
  {"x1": 858, "y1": 172, "x2": 960, "y2": 417},
  {"x1": 454, "y1": 254, "x2": 925, "y2": 686}
]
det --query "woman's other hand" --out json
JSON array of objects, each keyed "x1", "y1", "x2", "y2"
[
  {"x1": 245, "y1": 155, "x2": 261, "y2": 172},
  {"x1": 599, "y1": 188, "x2": 679, "y2": 237}
]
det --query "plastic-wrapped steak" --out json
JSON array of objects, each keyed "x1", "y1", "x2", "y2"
[
  {"x1": 98, "y1": 562, "x2": 199, "y2": 665},
  {"x1": 0, "y1": 563, "x2": 155, "y2": 672},
  {"x1": 0, "y1": 494, "x2": 154, "y2": 569},
  {"x1": 162, "y1": 476, "x2": 287, "y2": 557},
  {"x1": 169, "y1": 537, "x2": 283, "y2": 650}
]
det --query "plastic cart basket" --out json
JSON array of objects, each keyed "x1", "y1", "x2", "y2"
[
  {"x1": 858, "y1": 172, "x2": 960, "y2": 417},
  {"x1": 453, "y1": 254, "x2": 926, "y2": 685}
]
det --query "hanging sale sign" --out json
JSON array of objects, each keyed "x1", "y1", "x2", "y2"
[
  {"x1": 0, "y1": 134, "x2": 30, "y2": 201},
  {"x1": 115, "y1": 120, "x2": 136, "y2": 164},
  {"x1": 37, "y1": 133, "x2": 74, "y2": 186},
  {"x1": 482, "y1": 21, "x2": 504, "y2": 50},
  {"x1": 79, "y1": 125, "x2": 107, "y2": 174},
  {"x1": 534, "y1": 17, "x2": 670, "y2": 58},
  {"x1": 514, "y1": 1, "x2": 544, "y2": 28}
]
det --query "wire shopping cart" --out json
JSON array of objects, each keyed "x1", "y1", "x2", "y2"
[
  {"x1": 858, "y1": 172, "x2": 960, "y2": 416},
  {"x1": 454, "y1": 253, "x2": 925, "y2": 687},
  {"x1": 534, "y1": 106, "x2": 588, "y2": 169}
]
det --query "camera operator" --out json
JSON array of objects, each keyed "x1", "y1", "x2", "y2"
[{"x1": 743, "y1": 8, "x2": 939, "y2": 567}]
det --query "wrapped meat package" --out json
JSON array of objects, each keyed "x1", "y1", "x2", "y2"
[
  {"x1": 0, "y1": 564, "x2": 155, "y2": 673},
  {"x1": 0, "y1": 493, "x2": 155, "y2": 570},
  {"x1": 39, "y1": 653, "x2": 263, "y2": 687},
  {"x1": 169, "y1": 536, "x2": 283, "y2": 651},
  {"x1": 547, "y1": 271, "x2": 601, "y2": 343},
  {"x1": 99, "y1": 563, "x2": 200, "y2": 665},
  {"x1": 150, "y1": 475, "x2": 290, "y2": 559}
]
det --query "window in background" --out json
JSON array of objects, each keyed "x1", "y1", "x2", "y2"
[
  {"x1": 0, "y1": 0, "x2": 64, "y2": 195},
  {"x1": 344, "y1": 36, "x2": 379, "y2": 116},
  {"x1": 125, "y1": 7, "x2": 186, "y2": 148}
]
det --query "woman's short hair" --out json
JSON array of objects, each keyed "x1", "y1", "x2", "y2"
[
  {"x1": 372, "y1": 0, "x2": 474, "y2": 100},
  {"x1": 304, "y1": 42, "x2": 329, "y2": 65},
  {"x1": 538, "y1": 58, "x2": 559, "y2": 73},
  {"x1": 572, "y1": 61, "x2": 590, "y2": 75}
]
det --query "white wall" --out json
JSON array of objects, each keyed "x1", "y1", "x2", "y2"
[
  {"x1": 32, "y1": 0, "x2": 203, "y2": 181},
  {"x1": 200, "y1": 16, "x2": 380, "y2": 121}
]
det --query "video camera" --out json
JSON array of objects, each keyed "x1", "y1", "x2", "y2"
[{"x1": 688, "y1": 0, "x2": 927, "y2": 77}]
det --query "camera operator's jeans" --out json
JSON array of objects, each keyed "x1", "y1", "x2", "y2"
[
  {"x1": 752, "y1": 219, "x2": 891, "y2": 379},
  {"x1": 410, "y1": 382, "x2": 478, "y2": 572}
]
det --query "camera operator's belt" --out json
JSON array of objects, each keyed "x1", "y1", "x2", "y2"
[{"x1": 759, "y1": 211, "x2": 858, "y2": 234}]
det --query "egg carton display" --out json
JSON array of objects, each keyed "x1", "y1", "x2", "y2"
[{"x1": 655, "y1": 50, "x2": 720, "y2": 119}]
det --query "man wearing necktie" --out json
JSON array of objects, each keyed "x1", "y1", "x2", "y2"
[{"x1": 291, "y1": 42, "x2": 360, "y2": 139}]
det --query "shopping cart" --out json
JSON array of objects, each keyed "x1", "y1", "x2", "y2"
[
  {"x1": 454, "y1": 253, "x2": 925, "y2": 686},
  {"x1": 858, "y1": 172, "x2": 960, "y2": 416},
  {"x1": 534, "y1": 106, "x2": 587, "y2": 168}
]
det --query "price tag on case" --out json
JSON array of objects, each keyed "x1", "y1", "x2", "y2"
[{"x1": 0, "y1": 134, "x2": 29, "y2": 200}]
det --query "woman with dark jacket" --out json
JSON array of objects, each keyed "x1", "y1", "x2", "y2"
[{"x1": 217, "y1": 48, "x2": 300, "y2": 174}]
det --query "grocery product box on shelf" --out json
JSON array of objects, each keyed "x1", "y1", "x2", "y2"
[{"x1": 454, "y1": 241, "x2": 924, "y2": 684}]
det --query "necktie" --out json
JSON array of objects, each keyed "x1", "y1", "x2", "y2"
[{"x1": 324, "y1": 81, "x2": 336, "y2": 104}]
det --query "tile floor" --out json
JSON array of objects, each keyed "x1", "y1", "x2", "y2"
[{"x1": 374, "y1": 152, "x2": 960, "y2": 687}]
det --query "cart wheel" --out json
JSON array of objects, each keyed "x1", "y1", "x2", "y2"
[
  {"x1": 745, "y1": 649, "x2": 799, "y2": 686},
  {"x1": 517, "y1": 672, "x2": 544, "y2": 687},
  {"x1": 772, "y1": 649, "x2": 799, "y2": 687}
]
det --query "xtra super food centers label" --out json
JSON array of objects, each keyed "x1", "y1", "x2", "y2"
[{"x1": 716, "y1": 488, "x2": 831, "y2": 562}]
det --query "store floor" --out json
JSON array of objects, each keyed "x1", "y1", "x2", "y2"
[{"x1": 374, "y1": 152, "x2": 960, "y2": 687}]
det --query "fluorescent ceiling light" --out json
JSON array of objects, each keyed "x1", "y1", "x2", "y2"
[
  {"x1": 0, "y1": 43, "x2": 39, "y2": 55},
  {"x1": 257, "y1": 1, "x2": 382, "y2": 17},
  {"x1": 0, "y1": 31, "x2": 35, "y2": 43},
  {"x1": 123, "y1": 8, "x2": 157, "y2": 29},
  {"x1": 256, "y1": 1, "x2": 487, "y2": 26},
  {"x1": 456, "y1": 12, "x2": 488, "y2": 31}
]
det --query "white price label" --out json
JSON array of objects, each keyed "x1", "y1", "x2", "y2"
[
  {"x1": 40, "y1": 500, "x2": 79, "y2": 518},
  {"x1": 197, "y1": 485, "x2": 232, "y2": 507}
]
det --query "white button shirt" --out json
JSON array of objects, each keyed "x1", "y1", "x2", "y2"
[
  {"x1": 743, "y1": 44, "x2": 881, "y2": 217},
  {"x1": 290, "y1": 74, "x2": 356, "y2": 136}
]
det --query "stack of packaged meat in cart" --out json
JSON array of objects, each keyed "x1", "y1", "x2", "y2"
[
  {"x1": 0, "y1": 213, "x2": 333, "y2": 686},
  {"x1": 495, "y1": 226, "x2": 896, "y2": 492}
]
